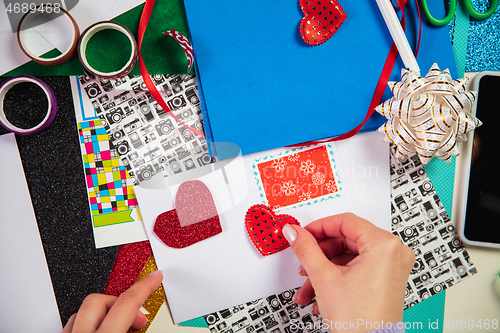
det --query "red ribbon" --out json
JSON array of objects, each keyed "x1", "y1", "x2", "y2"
[{"x1": 138, "y1": 0, "x2": 205, "y2": 138}]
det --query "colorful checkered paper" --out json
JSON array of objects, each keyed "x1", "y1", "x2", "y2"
[{"x1": 78, "y1": 120, "x2": 138, "y2": 215}]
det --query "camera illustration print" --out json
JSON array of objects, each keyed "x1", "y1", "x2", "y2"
[
  {"x1": 388, "y1": 144, "x2": 477, "y2": 309},
  {"x1": 253, "y1": 144, "x2": 342, "y2": 211},
  {"x1": 78, "y1": 74, "x2": 211, "y2": 184},
  {"x1": 203, "y1": 289, "x2": 328, "y2": 333}
]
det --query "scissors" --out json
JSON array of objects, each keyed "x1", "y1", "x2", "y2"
[{"x1": 421, "y1": 0, "x2": 498, "y2": 26}]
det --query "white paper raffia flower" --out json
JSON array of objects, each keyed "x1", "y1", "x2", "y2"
[{"x1": 375, "y1": 63, "x2": 482, "y2": 165}]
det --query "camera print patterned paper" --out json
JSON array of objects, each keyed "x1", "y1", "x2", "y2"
[
  {"x1": 204, "y1": 289, "x2": 328, "y2": 333},
  {"x1": 389, "y1": 144, "x2": 477, "y2": 309},
  {"x1": 253, "y1": 144, "x2": 342, "y2": 211},
  {"x1": 78, "y1": 74, "x2": 212, "y2": 185},
  {"x1": 78, "y1": 120, "x2": 138, "y2": 215}
]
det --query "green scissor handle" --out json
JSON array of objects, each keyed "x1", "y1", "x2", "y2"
[
  {"x1": 463, "y1": 0, "x2": 498, "y2": 20},
  {"x1": 421, "y1": 0, "x2": 498, "y2": 26},
  {"x1": 421, "y1": 0, "x2": 457, "y2": 26}
]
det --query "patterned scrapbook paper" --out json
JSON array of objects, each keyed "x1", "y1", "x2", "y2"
[
  {"x1": 388, "y1": 144, "x2": 477, "y2": 309},
  {"x1": 203, "y1": 289, "x2": 326, "y2": 333},
  {"x1": 78, "y1": 120, "x2": 138, "y2": 215},
  {"x1": 78, "y1": 74, "x2": 212, "y2": 184}
]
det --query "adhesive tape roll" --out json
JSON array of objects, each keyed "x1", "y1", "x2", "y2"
[
  {"x1": 78, "y1": 21, "x2": 138, "y2": 80},
  {"x1": 17, "y1": 4, "x2": 80, "y2": 66},
  {"x1": 0, "y1": 76, "x2": 57, "y2": 135}
]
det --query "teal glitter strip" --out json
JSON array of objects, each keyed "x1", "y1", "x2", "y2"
[{"x1": 465, "y1": 0, "x2": 500, "y2": 71}]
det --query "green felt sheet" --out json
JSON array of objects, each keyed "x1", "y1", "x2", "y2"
[{"x1": 3, "y1": 0, "x2": 192, "y2": 77}]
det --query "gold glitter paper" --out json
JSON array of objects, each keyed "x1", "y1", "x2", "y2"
[{"x1": 128, "y1": 255, "x2": 166, "y2": 333}]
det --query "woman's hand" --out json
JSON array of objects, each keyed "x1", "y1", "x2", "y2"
[
  {"x1": 283, "y1": 213, "x2": 414, "y2": 333},
  {"x1": 62, "y1": 270, "x2": 163, "y2": 333}
]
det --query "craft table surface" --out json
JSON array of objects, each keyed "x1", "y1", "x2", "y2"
[
  {"x1": 2, "y1": 3, "x2": 500, "y2": 333},
  {"x1": 443, "y1": 246, "x2": 500, "y2": 333}
]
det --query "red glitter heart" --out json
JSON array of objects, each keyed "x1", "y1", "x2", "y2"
[
  {"x1": 154, "y1": 180, "x2": 222, "y2": 248},
  {"x1": 245, "y1": 204, "x2": 301, "y2": 256},
  {"x1": 299, "y1": 0, "x2": 347, "y2": 46}
]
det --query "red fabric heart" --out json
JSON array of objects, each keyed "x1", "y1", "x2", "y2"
[
  {"x1": 154, "y1": 180, "x2": 222, "y2": 248},
  {"x1": 299, "y1": 0, "x2": 347, "y2": 46},
  {"x1": 245, "y1": 204, "x2": 301, "y2": 256}
]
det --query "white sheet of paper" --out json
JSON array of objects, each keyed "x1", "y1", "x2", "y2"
[
  {"x1": 336, "y1": 131, "x2": 391, "y2": 228},
  {"x1": 0, "y1": 134, "x2": 62, "y2": 333},
  {"x1": 135, "y1": 132, "x2": 390, "y2": 323}
]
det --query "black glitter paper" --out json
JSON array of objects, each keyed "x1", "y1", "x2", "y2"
[{"x1": 0, "y1": 76, "x2": 118, "y2": 325}]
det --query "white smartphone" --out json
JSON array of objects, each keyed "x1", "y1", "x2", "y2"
[{"x1": 453, "y1": 71, "x2": 500, "y2": 249}]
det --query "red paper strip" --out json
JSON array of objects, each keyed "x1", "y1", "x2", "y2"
[
  {"x1": 104, "y1": 241, "x2": 152, "y2": 297},
  {"x1": 245, "y1": 204, "x2": 301, "y2": 256}
]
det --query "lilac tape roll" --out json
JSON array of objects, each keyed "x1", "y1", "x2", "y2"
[{"x1": 0, "y1": 76, "x2": 57, "y2": 135}]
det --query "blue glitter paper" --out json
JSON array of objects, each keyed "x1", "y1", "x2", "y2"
[{"x1": 466, "y1": 0, "x2": 500, "y2": 71}]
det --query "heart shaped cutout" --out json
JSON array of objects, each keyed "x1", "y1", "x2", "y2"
[
  {"x1": 154, "y1": 180, "x2": 222, "y2": 248},
  {"x1": 299, "y1": 0, "x2": 347, "y2": 46},
  {"x1": 245, "y1": 204, "x2": 301, "y2": 256}
]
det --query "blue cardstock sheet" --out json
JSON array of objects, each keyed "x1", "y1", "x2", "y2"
[{"x1": 184, "y1": 1, "x2": 457, "y2": 160}]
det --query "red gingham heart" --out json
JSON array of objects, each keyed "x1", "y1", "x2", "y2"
[
  {"x1": 299, "y1": 0, "x2": 347, "y2": 45},
  {"x1": 245, "y1": 204, "x2": 301, "y2": 256}
]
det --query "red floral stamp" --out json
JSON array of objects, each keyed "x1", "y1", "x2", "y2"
[{"x1": 254, "y1": 145, "x2": 341, "y2": 210}]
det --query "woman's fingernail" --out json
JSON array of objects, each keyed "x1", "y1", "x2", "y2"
[
  {"x1": 148, "y1": 270, "x2": 163, "y2": 276},
  {"x1": 292, "y1": 288, "x2": 300, "y2": 303},
  {"x1": 282, "y1": 224, "x2": 297, "y2": 245},
  {"x1": 311, "y1": 302, "x2": 319, "y2": 315},
  {"x1": 298, "y1": 266, "x2": 307, "y2": 276}
]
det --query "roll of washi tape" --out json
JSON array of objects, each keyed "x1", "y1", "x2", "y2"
[
  {"x1": 0, "y1": 76, "x2": 57, "y2": 135},
  {"x1": 17, "y1": 4, "x2": 80, "y2": 66},
  {"x1": 78, "y1": 21, "x2": 138, "y2": 80}
]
